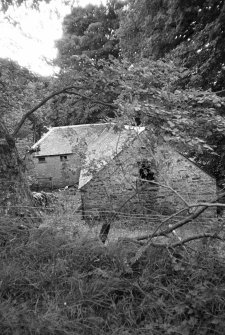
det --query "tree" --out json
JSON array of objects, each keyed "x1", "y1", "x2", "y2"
[
  {"x1": 2, "y1": 53, "x2": 225, "y2": 226},
  {"x1": 0, "y1": 58, "x2": 51, "y2": 146},
  {"x1": 117, "y1": 0, "x2": 225, "y2": 91},
  {"x1": 47, "y1": 55, "x2": 121, "y2": 126},
  {"x1": 0, "y1": 78, "x2": 117, "y2": 220},
  {"x1": 117, "y1": 0, "x2": 171, "y2": 61},
  {"x1": 55, "y1": 0, "x2": 124, "y2": 68}
]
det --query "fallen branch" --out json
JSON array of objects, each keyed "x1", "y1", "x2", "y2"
[
  {"x1": 138, "y1": 191, "x2": 225, "y2": 241},
  {"x1": 171, "y1": 233, "x2": 224, "y2": 247},
  {"x1": 130, "y1": 192, "x2": 225, "y2": 265},
  {"x1": 139, "y1": 234, "x2": 224, "y2": 248}
]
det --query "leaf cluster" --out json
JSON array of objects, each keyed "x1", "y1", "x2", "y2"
[
  {"x1": 55, "y1": 0, "x2": 124, "y2": 68},
  {"x1": 117, "y1": 0, "x2": 225, "y2": 91}
]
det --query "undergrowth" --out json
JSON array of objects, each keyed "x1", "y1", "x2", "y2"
[{"x1": 1, "y1": 217, "x2": 225, "y2": 335}]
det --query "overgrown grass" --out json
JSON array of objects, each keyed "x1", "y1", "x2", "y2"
[{"x1": 1, "y1": 215, "x2": 225, "y2": 335}]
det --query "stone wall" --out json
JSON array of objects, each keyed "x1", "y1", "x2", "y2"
[{"x1": 80, "y1": 136, "x2": 217, "y2": 228}]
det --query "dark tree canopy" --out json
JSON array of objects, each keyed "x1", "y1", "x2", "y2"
[
  {"x1": 117, "y1": 0, "x2": 225, "y2": 91},
  {"x1": 55, "y1": 0, "x2": 124, "y2": 68}
]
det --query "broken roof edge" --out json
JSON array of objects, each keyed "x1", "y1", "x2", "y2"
[
  {"x1": 79, "y1": 132, "x2": 216, "y2": 190},
  {"x1": 31, "y1": 128, "x2": 53, "y2": 150},
  {"x1": 78, "y1": 130, "x2": 144, "y2": 189}
]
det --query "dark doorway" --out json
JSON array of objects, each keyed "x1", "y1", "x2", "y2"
[{"x1": 139, "y1": 160, "x2": 155, "y2": 181}]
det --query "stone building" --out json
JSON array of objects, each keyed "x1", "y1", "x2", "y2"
[
  {"x1": 79, "y1": 130, "x2": 217, "y2": 224},
  {"x1": 29, "y1": 123, "x2": 217, "y2": 227},
  {"x1": 28, "y1": 123, "x2": 140, "y2": 189}
]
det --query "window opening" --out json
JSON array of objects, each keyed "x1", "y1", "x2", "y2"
[
  {"x1": 38, "y1": 157, "x2": 46, "y2": 163},
  {"x1": 60, "y1": 155, "x2": 68, "y2": 161},
  {"x1": 139, "y1": 160, "x2": 155, "y2": 181}
]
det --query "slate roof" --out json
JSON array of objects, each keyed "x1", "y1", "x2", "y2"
[
  {"x1": 31, "y1": 123, "x2": 145, "y2": 188},
  {"x1": 78, "y1": 125, "x2": 144, "y2": 188},
  {"x1": 31, "y1": 123, "x2": 112, "y2": 156}
]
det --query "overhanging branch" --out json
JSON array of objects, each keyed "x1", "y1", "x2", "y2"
[
  {"x1": 64, "y1": 90, "x2": 117, "y2": 109},
  {"x1": 12, "y1": 86, "x2": 118, "y2": 138}
]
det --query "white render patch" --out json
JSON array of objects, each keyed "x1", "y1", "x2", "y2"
[{"x1": 78, "y1": 126, "x2": 145, "y2": 189}]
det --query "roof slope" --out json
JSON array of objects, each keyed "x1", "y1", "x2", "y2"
[
  {"x1": 31, "y1": 123, "x2": 111, "y2": 156},
  {"x1": 78, "y1": 125, "x2": 144, "y2": 188}
]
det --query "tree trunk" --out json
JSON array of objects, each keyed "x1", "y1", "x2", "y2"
[{"x1": 0, "y1": 121, "x2": 40, "y2": 225}]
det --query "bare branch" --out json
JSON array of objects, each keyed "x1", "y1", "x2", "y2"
[
  {"x1": 189, "y1": 202, "x2": 225, "y2": 208},
  {"x1": 13, "y1": 87, "x2": 71, "y2": 137},
  {"x1": 136, "y1": 207, "x2": 190, "y2": 241},
  {"x1": 140, "y1": 234, "x2": 224, "y2": 248},
  {"x1": 171, "y1": 233, "x2": 224, "y2": 247},
  {"x1": 138, "y1": 191, "x2": 225, "y2": 242}
]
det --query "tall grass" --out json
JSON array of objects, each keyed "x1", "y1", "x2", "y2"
[{"x1": 1, "y1": 214, "x2": 225, "y2": 335}]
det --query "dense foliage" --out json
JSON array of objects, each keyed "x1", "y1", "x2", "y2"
[
  {"x1": 56, "y1": 0, "x2": 124, "y2": 68},
  {"x1": 0, "y1": 58, "x2": 50, "y2": 143},
  {"x1": 118, "y1": 0, "x2": 225, "y2": 91}
]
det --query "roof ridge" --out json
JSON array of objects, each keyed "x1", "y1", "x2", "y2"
[
  {"x1": 31, "y1": 128, "x2": 53, "y2": 149},
  {"x1": 50, "y1": 123, "x2": 112, "y2": 130}
]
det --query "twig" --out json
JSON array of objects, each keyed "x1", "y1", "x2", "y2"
[{"x1": 137, "y1": 178, "x2": 190, "y2": 208}]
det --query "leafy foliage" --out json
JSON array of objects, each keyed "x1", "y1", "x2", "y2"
[
  {"x1": 47, "y1": 55, "x2": 119, "y2": 126},
  {"x1": 46, "y1": 53, "x2": 225, "y2": 179},
  {"x1": 117, "y1": 0, "x2": 225, "y2": 90},
  {"x1": 0, "y1": 58, "x2": 51, "y2": 142},
  {"x1": 56, "y1": 0, "x2": 124, "y2": 68}
]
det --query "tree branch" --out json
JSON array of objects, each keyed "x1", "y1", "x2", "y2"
[
  {"x1": 142, "y1": 234, "x2": 224, "y2": 248},
  {"x1": 12, "y1": 86, "x2": 117, "y2": 138},
  {"x1": 130, "y1": 192, "x2": 225, "y2": 265},
  {"x1": 137, "y1": 191, "x2": 225, "y2": 242},
  {"x1": 171, "y1": 233, "x2": 224, "y2": 247},
  {"x1": 64, "y1": 90, "x2": 117, "y2": 109}
]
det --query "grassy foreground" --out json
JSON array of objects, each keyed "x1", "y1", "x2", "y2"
[{"x1": 1, "y1": 218, "x2": 225, "y2": 335}]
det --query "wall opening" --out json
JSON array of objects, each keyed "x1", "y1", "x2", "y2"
[
  {"x1": 139, "y1": 159, "x2": 155, "y2": 181},
  {"x1": 60, "y1": 155, "x2": 68, "y2": 162},
  {"x1": 38, "y1": 156, "x2": 46, "y2": 164}
]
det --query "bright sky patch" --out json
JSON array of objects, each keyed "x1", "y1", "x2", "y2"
[{"x1": 0, "y1": 0, "x2": 106, "y2": 76}]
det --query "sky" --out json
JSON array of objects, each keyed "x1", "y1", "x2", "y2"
[{"x1": 0, "y1": 0, "x2": 106, "y2": 76}]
